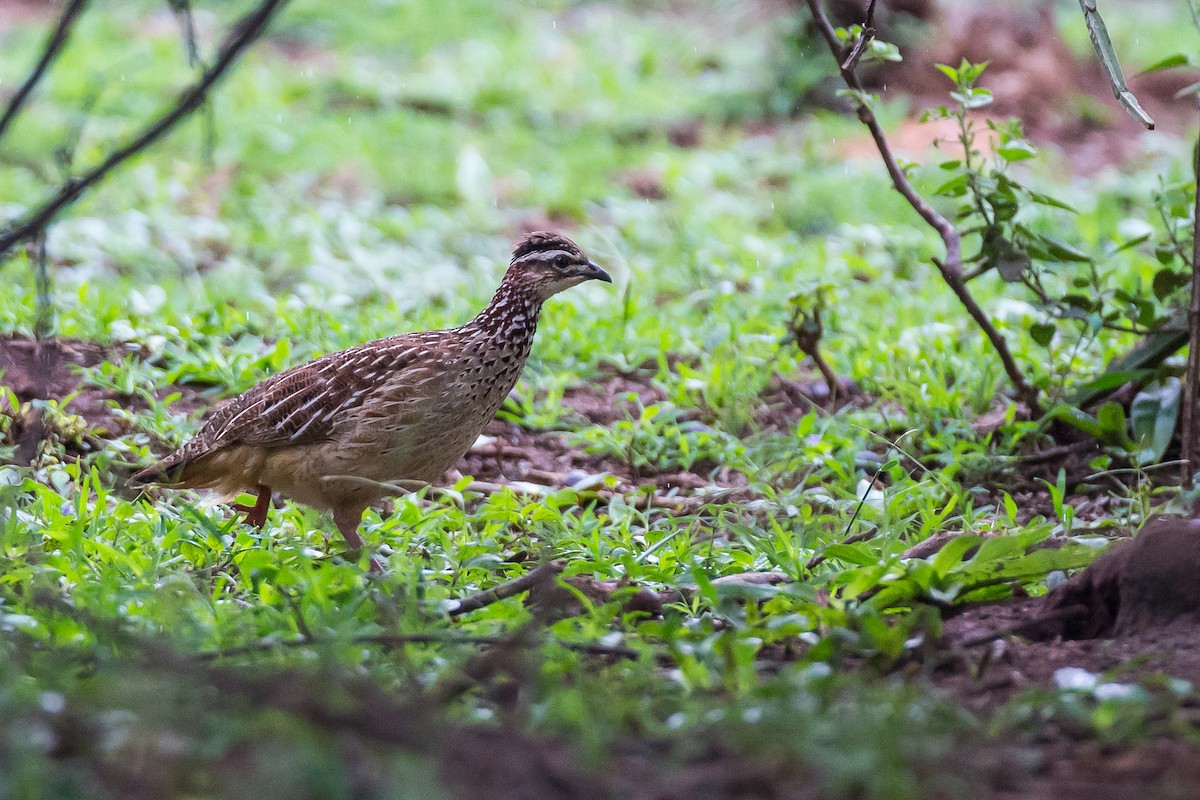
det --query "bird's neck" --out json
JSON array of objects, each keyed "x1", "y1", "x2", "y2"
[{"x1": 462, "y1": 274, "x2": 544, "y2": 346}]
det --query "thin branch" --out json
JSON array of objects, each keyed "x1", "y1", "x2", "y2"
[
  {"x1": 0, "y1": 0, "x2": 90, "y2": 142},
  {"x1": 804, "y1": 0, "x2": 1042, "y2": 416},
  {"x1": 839, "y1": 0, "x2": 878, "y2": 72},
  {"x1": 1182, "y1": 111, "x2": 1200, "y2": 486},
  {"x1": 0, "y1": 0, "x2": 290, "y2": 260},
  {"x1": 447, "y1": 559, "x2": 567, "y2": 616}
]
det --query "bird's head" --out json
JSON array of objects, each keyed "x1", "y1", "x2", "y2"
[{"x1": 506, "y1": 231, "x2": 611, "y2": 301}]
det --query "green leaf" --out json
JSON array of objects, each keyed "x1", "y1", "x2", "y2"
[
  {"x1": 1153, "y1": 268, "x2": 1190, "y2": 301},
  {"x1": 1031, "y1": 233, "x2": 1092, "y2": 263},
  {"x1": 1140, "y1": 53, "x2": 1192, "y2": 74},
  {"x1": 1130, "y1": 377, "x2": 1181, "y2": 465},
  {"x1": 1069, "y1": 369, "x2": 1154, "y2": 400},
  {"x1": 966, "y1": 529, "x2": 1048, "y2": 567},
  {"x1": 933, "y1": 174, "x2": 970, "y2": 196},
  {"x1": 1026, "y1": 190, "x2": 1076, "y2": 212},
  {"x1": 929, "y1": 535, "x2": 983, "y2": 577},
  {"x1": 935, "y1": 63, "x2": 959, "y2": 83},
  {"x1": 1047, "y1": 404, "x2": 1106, "y2": 440},
  {"x1": 1096, "y1": 401, "x2": 1127, "y2": 439},
  {"x1": 1030, "y1": 322, "x2": 1056, "y2": 347},
  {"x1": 997, "y1": 142, "x2": 1037, "y2": 162},
  {"x1": 822, "y1": 543, "x2": 880, "y2": 567}
]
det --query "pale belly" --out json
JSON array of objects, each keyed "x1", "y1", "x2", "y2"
[{"x1": 258, "y1": 399, "x2": 496, "y2": 512}]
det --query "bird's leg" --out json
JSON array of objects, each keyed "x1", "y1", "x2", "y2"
[
  {"x1": 231, "y1": 484, "x2": 272, "y2": 528},
  {"x1": 333, "y1": 506, "x2": 382, "y2": 573}
]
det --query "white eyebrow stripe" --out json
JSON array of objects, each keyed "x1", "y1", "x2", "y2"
[{"x1": 517, "y1": 249, "x2": 576, "y2": 264}]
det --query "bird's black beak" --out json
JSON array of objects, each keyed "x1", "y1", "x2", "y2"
[{"x1": 584, "y1": 259, "x2": 612, "y2": 283}]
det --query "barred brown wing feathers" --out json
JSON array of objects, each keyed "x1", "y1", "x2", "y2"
[{"x1": 196, "y1": 338, "x2": 433, "y2": 450}]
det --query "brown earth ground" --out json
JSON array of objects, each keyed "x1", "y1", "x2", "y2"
[{"x1": 7, "y1": 333, "x2": 1200, "y2": 798}]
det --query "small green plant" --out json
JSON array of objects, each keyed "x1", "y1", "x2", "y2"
[{"x1": 571, "y1": 398, "x2": 745, "y2": 476}]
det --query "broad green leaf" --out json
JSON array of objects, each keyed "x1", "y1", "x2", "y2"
[
  {"x1": 929, "y1": 535, "x2": 983, "y2": 577},
  {"x1": 822, "y1": 543, "x2": 880, "y2": 567},
  {"x1": 1130, "y1": 377, "x2": 1181, "y2": 465},
  {"x1": 1096, "y1": 401, "x2": 1127, "y2": 438}
]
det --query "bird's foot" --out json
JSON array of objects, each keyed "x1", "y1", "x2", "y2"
[{"x1": 231, "y1": 484, "x2": 272, "y2": 528}]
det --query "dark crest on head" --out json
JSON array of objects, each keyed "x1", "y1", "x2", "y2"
[{"x1": 511, "y1": 231, "x2": 586, "y2": 264}]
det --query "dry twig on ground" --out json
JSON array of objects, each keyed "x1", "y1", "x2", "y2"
[{"x1": 447, "y1": 559, "x2": 568, "y2": 616}]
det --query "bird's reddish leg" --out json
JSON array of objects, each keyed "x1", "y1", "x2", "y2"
[
  {"x1": 231, "y1": 484, "x2": 272, "y2": 528},
  {"x1": 334, "y1": 506, "x2": 381, "y2": 572}
]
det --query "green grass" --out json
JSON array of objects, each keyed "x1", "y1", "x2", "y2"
[{"x1": 2, "y1": 1, "x2": 1199, "y2": 797}]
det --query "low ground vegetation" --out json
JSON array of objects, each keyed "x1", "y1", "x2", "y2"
[{"x1": 4, "y1": 1, "x2": 1200, "y2": 797}]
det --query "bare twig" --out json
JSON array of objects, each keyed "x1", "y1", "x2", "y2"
[
  {"x1": 0, "y1": 0, "x2": 90, "y2": 142},
  {"x1": 1183, "y1": 115, "x2": 1200, "y2": 486},
  {"x1": 0, "y1": 0, "x2": 289, "y2": 260},
  {"x1": 839, "y1": 0, "x2": 878, "y2": 72},
  {"x1": 804, "y1": 0, "x2": 1042, "y2": 416},
  {"x1": 447, "y1": 559, "x2": 567, "y2": 616}
]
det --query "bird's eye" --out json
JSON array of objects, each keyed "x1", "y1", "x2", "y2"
[{"x1": 554, "y1": 254, "x2": 571, "y2": 269}]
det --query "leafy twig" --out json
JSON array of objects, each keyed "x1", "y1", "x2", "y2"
[
  {"x1": 0, "y1": 0, "x2": 290, "y2": 260},
  {"x1": 839, "y1": 0, "x2": 878, "y2": 72},
  {"x1": 0, "y1": 0, "x2": 90, "y2": 142},
  {"x1": 804, "y1": 0, "x2": 1042, "y2": 415}
]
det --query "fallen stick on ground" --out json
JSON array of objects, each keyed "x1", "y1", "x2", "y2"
[{"x1": 447, "y1": 559, "x2": 568, "y2": 617}]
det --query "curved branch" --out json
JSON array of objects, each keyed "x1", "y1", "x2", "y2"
[
  {"x1": 0, "y1": 0, "x2": 290, "y2": 259},
  {"x1": 804, "y1": 0, "x2": 1041, "y2": 415}
]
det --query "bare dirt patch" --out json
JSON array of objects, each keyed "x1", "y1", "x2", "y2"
[
  {"x1": 0, "y1": 334, "x2": 210, "y2": 464},
  {"x1": 929, "y1": 519, "x2": 1200, "y2": 798},
  {"x1": 940, "y1": 519, "x2": 1200, "y2": 708},
  {"x1": 559, "y1": 374, "x2": 667, "y2": 426},
  {"x1": 459, "y1": 418, "x2": 745, "y2": 495},
  {"x1": 754, "y1": 373, "x2": 868, "y2": 431}
]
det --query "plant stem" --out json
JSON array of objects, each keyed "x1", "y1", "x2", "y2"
[
  {"x1": 1181, "y1": 114, "x2": 1200, "y2": 486},
  {"x1": 804, "y1": 0, "x2": 1041, "y2": 416}
]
